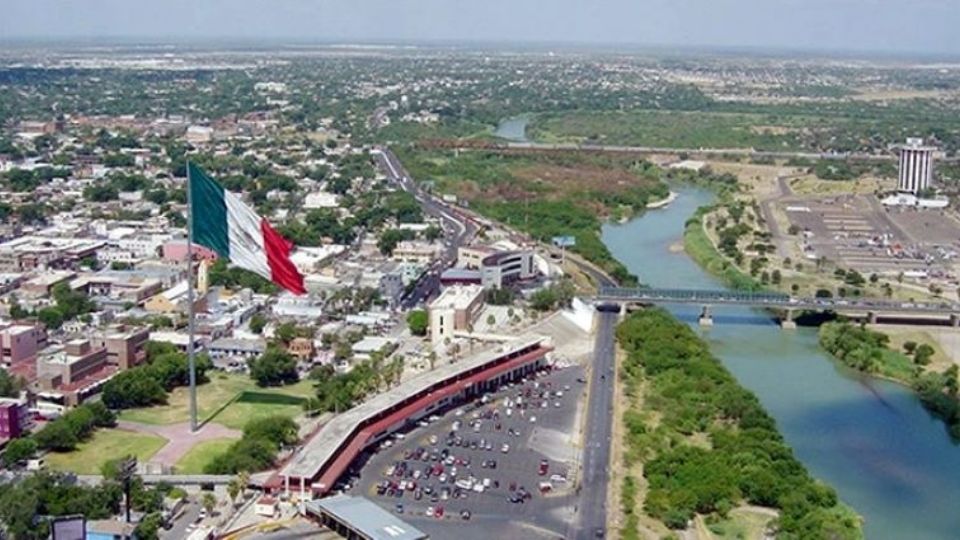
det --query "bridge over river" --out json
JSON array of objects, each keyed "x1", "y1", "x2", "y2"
[{"x1": 594, "y1": 287, "x2": 960, "y2": 328}]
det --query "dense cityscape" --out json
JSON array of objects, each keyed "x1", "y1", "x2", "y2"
[{"x1": 1, "y1": 6, "x2": 960, "y2": 540}]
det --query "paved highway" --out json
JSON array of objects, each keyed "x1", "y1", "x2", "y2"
[
  {"x1": 574, "y1": 309, "x2": 617, "y2": 539},
  {"x1": 373, "y1": 147, "x2": 478, "y2": 309}
]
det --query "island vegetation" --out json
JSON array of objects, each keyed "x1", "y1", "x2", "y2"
[{"x1": 616, "y1": 308, "x2": 862, "y2": 539}]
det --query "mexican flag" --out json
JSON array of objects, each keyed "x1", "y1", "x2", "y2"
[{"x1": 188, "y1": 163, "x2": 306, "y2": 295}]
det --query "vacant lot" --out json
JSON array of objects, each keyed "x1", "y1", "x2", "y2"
[
  {"x1": 45, "y1": 429, "x2": 166, "y2": 474},
  {"x1": 118, "y1": 373, "x2": 313, "y2": 430}
]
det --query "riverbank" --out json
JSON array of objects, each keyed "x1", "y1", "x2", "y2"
[
  {"x1": 604, "y1": 185, "x2": 960, "y2": 540},
  {"x1": 645, "y1": 191, "x2": 678, "y2": 209},
  {"x1": 819, "y1": 321, "x2": 960, "y2": 439},
  {"x1": 682, "y1": 205, "x2": 764, "y2": 291},
  {"x1": 615, "y1": 308, "x2": 862, "y2": 539}
]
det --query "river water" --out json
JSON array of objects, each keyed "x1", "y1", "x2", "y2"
[{"x1": 602, "y1": 187, "x2": 960, "y2": 540}]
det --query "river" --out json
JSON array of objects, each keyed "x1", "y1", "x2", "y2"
[
  {"x1": 494, "y1": 116, "x2": 530, "y2": 142},
  {"x1": 602, "y1": 187, "x2": 960, "y2": 540}
]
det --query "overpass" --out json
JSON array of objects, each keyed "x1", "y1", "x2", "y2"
[{"x1": 594, "y1": 286, "x2": 960, "y2": 328}]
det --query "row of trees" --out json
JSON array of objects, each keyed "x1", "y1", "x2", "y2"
[
  {"x1": 204, "y1": 416, "x2": 298, "y2": 474},
  {"x1": 1, "y1": 402, "x2": 118, "y2": 463},
  {"x1": 616, "y1": 308, "x2": 861, "y2": 538},
  {"x1": 101, "y1": 342, "x2": 212, "y2": 409}
]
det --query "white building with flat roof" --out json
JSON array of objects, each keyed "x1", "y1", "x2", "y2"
[{"x1": 428, "y1": 284, "x2": 485, "y2": 344}]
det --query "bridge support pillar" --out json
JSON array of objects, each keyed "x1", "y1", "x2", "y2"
[
  {"x1": 951, "y1": 313, "x2": 960, "y2": 328},
  {"x1": 698, "y1": 305, "x2": 714, "y2": 327},
  {"x1": 781, "y1": 309, "x2": 797, "y2": 330},
  {"x1": 867, "y1": 311, "x2": 878, "y2": 325}
]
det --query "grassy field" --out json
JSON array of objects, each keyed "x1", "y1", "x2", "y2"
[
  {"x1": 118, "y1": 373, "x2": 313, "y2": 430},
  {"x1": 45, "y1": 429, "x2": 166, "y2": 475},
  {"x1": 174, "y1": 438, "x2": 236, "y2": 474}
]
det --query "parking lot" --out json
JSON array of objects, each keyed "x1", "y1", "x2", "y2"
[{"x1": 342, "y1": 364, "x2": 587, "y2": 540}]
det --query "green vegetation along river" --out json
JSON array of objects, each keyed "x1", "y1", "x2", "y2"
[{"x1": 602, "y1": 187, "x2": 960, "y2": 540}]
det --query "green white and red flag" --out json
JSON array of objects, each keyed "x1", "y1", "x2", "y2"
[{"x1": 188, "y1": 162, "x2": 306, "y2": 295}]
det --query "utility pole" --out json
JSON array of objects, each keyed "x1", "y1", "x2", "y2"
[{"x1": 119, "y1": 456, "x2": 138, "y2": 523}]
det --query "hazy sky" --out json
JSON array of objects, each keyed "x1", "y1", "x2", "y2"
[{"x1": 2, "y1": 0, "x2": 959, "y2": 56}]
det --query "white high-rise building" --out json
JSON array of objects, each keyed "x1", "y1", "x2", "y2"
[{"x1": 898, "y1": 138, "x2": 936, "y2": 194}]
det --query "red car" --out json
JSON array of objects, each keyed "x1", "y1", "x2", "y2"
[{"x1": 538, "y1": 459, "x2": 549, "y2": 476}]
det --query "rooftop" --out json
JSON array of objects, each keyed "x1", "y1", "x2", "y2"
[
  {"x1": 305, "y1": 495, "x2": 428, "y2": 540},
  {"x1": 429, "y1": 284, "x2": 484, "y2": 310},
  {"x1": 282, "y1": 336, "x2": 546, "y2": 481}
]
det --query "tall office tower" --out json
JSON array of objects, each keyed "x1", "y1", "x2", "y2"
[{"x1": 898, "y1": 137, "x2": 935, "y2": 194}]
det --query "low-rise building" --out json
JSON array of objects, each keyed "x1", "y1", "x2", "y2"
[
  {"x1": 0, "y1": 323, "x2": 47, "y2": 366},
  {"x1": 480, "y1": 250, "x2": 536, "y2": 289},
  {"x1": 144, "y1": 281, "x2": 209, "y2": 314},
  {"x1": 207, "y1": 337, "x2": 266, "y2": 369},
  {"x1": 36, "y1": 339, "x2": 114, "y2": 405},
  {"x1": 288, "y1": 337, "x2": 316, "y2": 361},
  {"x1": 0, "y1": 397, "x2": 31, "y2": 442},
  {"x1": 428, "y1": 284, "x2": 485, "y2": 344},
  {"x1": 392, "y1": 241, "x2": 440, "y2": 264},
  {"x1": 93, "y1": 326, "x2": 149, "y2": 370}
]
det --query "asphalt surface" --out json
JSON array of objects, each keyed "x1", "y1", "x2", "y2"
[
  {"x1": 373, "y1": 147, "x2": 478, "y2": 309},
  {"x1": 162, "y1": 498, "x2": 202, "y2": 540},
  {"x1": 573, "y1": 310, "x2": 617, "y2": 540},
  {"x1": 346, "y1": 365, "x2": 586, "y2": 540}
]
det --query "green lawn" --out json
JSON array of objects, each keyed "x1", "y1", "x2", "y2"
[
  {"x1": 45, "y1": 429, "x2": 166, "y2": 475},
  {"x1": 174, "y1": 438, "x2": 236, "y2": 474},
  {"x1": 118, "y1": 373, "x2": 314, "y2": 430}
]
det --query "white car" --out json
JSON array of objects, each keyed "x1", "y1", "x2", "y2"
[
  {"x1": 501, "y1": 443, "x2": 510, "y2": 453},
  {"x1": 530, "y1": 416, "x2": 537, "y2": 423},
  {"x1": 426, "y1": 506, "x2": 435, "y2": 517}
]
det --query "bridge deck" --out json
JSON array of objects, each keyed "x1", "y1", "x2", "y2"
[{"x1": 595, "y1": 287, "x2": 958, "y2": 315}]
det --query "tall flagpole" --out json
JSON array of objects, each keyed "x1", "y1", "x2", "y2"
[{"x1": 186, "y1": 160, "x2": 199, "y2": 433}]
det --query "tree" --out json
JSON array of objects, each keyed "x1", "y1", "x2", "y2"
[
  {"x1": 914, "y1": 343, "x2": 935, "y2": 366},
  {"x1": 406, "y1": 310, "x2": 428, "y2": 336},
  {"x1": 274, "y1": 322, "x2": 297, "y2": 345},
  {"x1": 903, "y1": 341, "x2": 918, "y2": 355},
  {"x1": 134, "y1": 512, "x2": 163, "y2": 540},
  {"x1": 37, "y1": 307, "x2": 64, "y2": 329},
  {"x1": 243, "y1": 416, "x2": 299, "y2": 447},
  {"x1": 2, "y1": 438, "x2": 37, "y2": 467},
  {"x1": 486, "y1": 314, "x2": 496, "y2": 327},
  {"x1": 248, "y1": 347, "x2": 299, "y2": 387},
  {"x1": 227, "y1": 477, "x2": 242, "y2": 507},
  {"x1": 0, "y1": 367, "x2": 24, "y2": 397},
  {"x1": 34, "y1": 419, "x2": 79, "y2": 452},
  {"x1": 377, "y1": 229, "x2": 413, "y2": 255},
  {"x1": 249, "y1": 313, "x2": 267, "y2": 334},
  {"x1": 202, "y1": 492, "x2": 217, "y2": 515}
]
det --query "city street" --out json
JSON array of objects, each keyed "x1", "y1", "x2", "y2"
[
  {"x1": 373, "y1": 147, "x2": 479, "y2": 308},
  {"x1": 573, "y1": 309, "x2": 617, "y2": 539}
]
